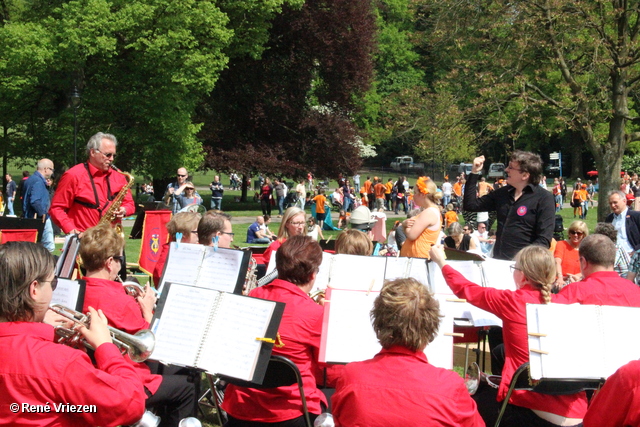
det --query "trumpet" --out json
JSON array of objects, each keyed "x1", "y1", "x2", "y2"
[
  {"x1": 122, "y1": 280, "x2": 159, "y2": 299},
  {"x1": 49, "y1": 304, "x2": 156, "y2": 363},
  {"x1": 308, "y1": 289, "x2": 326, "y2": 304}
]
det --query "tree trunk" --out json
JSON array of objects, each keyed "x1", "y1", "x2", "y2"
[
  {"x1": 241, "y1": 174, "x2": 249, "y2": 202},
  {"x1": 569, "y1": 133, "x2": 583, "y2": 179}
]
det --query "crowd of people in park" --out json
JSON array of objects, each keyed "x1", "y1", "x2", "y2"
[{"x1": 6, "y1": 132, "x2": 640, "y2": 426}]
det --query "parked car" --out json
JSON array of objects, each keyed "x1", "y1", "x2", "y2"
[
  {"x1": 447, "y1": 163, "x2": 475, "y2": 179},
  {"x1": 390, "y1": 156, "x2": 425, "y2": 171},
  {"x1": 488, "y1": 163, "x2": 505, "y2": 179}
]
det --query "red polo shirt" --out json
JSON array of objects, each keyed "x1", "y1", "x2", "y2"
[
  {"x1": 332, "y1": 345, "x2": 485, "y2": 426},
  {"x1": 583, "y1": 360, "x2": 640, "y2": 427},
  {"x1": 557, "y1": 270, "x2": 640, "y2": 306},
  {"x1": 0, "y1": 322, "x2": 146, "y2": 426},
  {"x1": 50, "y1": 162, "x2": 134, "y2": 233}
]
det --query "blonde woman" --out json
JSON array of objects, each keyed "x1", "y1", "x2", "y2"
[
  {"x1": 554, "y1": 220, "x2": 588, "y2": 288},
  {"x1": 430, "y1": 245, "x2": 587, "y2": 427},
  {"x1": 262, "y1": 207, "x2": 306, "y2": 264},
  {"x1": 399, "y1": 177, "x2": 443, "y2": 258}
]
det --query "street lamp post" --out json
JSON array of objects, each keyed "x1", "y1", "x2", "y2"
[{"x1": 71, "y1": 87, "x2": 81, "y2": 165}]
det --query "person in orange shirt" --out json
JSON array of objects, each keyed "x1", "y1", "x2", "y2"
[
  {"x1": 312, "y1": 189, "x2": 328, "y2": 229},
  {"x1": 385, "y1": 178, "x2": 393, "y2": 210},
  {"x1": 443, "y1": 204, "x2": 458, "y2": 229},
  {"x1": 478, "y1": 177, "x2": 492, "y2": 197},
  {"x1": 400, "y1": 177, "x2": 443, "y2": 259},
  {"x1": 374, "y1": 178, "x2": 386, "y2": 211}
]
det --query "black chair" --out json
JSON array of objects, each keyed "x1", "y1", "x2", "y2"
[
  {"x1": 200, "y1": 355, "x2": 312, "y2": 427},
  {"x1": 495, "y1": 362, "x2": 605, "y2": 427}
]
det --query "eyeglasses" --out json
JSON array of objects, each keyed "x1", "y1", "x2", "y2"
[
  {"x1": 220, "y1": 231, "x2": 235, "y2": 237},
  {"x1": 94, "y1": 148, "x2": 116, "y2": 159},
  {"x1": 191, "y1": 230, "x2": 198, "y2": 234},
  {"x1": 289, "y1": 221, "x2": 306, "y2": 226},
  {"x1": 569, "y1": 230, "x2": 584, "y2": 236},
  {"x1": 112, "y1": 255, "x2": 125, "y2": 264},
  {"x1": 509, "y1": 265, "x2": 521, "y2": 273},
  {"x1": 42, "y1": 277, "x2": 58, "y2": 291},
  {"x1": 505, "y1": 164, "x2": 523, "y2": 173}
]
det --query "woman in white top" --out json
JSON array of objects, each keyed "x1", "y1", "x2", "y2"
[{"x1": 306, "y1": 216, "x2": 324, "y2": 241}]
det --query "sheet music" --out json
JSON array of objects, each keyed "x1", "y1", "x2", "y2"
[
  {"x1": 327, "y1": 254, "x2": 386, "y2": 291},
  {"x1": 199, "y1": 293, "x2": 276, "y2": 380},
  {"x1": 160, "y1": 243, "x2": 204, "y2": 290},
  {"x1": 429, "y1": 261, "x2": 482, "y2": 295},
  {"x1": 313, "y1": 252, "x2": 335, "y2": 291},
  {"x1": 429, "y1": 294, "x2": 455, "y2": 369},
  {"x1": 198, "y1": 247, "x2": 245, "y2": 293},
  {"x1": 383, "y1": 257, "x2": 411, "y2": 281},
  {"x1": 51, "y1": 278, "x2": 82, "y2": 310},
  {"x1": 320, "y1": 288, "x2": 381, "y2": 364},
  {"x1": 527, "y1": 304, "x2": 640, "y2": 380},
  {"x1": 481, "y1": 258, "x2": 516, "y2": 290},
  {"x1": 151, "y1": 283, "x2": 218, "y2": 366}
]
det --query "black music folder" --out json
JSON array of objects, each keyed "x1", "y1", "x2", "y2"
[
  {"x1": 157, "y1": 242, "x2": 251, "y2": 294},
  {"x1": 50, "y1": 278, "x2": 86, "y2": 312},
  {"x1": 150, "y1": 282, "x2": 284, "y2": 384},
  {"x1": 55, "y1": 234, "x2": 81, "y2": 279}
]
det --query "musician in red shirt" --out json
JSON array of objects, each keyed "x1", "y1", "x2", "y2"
[
  {"x1": 430, "y1": 244, "x2": 587, "y2": 427},
  {"x1": 79, "y1": 224, "x2": 195, "y2": 427},
  {"x1": 0, "y1": 242, "x2": 146, "y2": 426},
  {"x1": 583, "y1": 359, "x2": 640, "y2": 427},
  {"x1": 332, "y1": 277, "x2": 484, "y2": 427},
  {"x1": 50, "y1": 132, "x2": 134, "y2": 236},
  {"x1": 222, "y1": 235, "x2": 337, "y2": 425},
  {"x1": 556, "y1": 234, "x2": 640, "y2": 306}
]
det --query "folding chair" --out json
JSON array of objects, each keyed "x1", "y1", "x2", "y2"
[
  {"x1": 495, "y1": 362, "x2": 605, "y2": 427},
  {"x1": 200, "y1": 355, "x2": 312, "y2": 427}
]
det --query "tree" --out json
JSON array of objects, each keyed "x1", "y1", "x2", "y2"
[
  {"x1": 1, "y1": 0, "x2": 300, "y2": 184},
  {"x1": 198, "y1": 0, "x2": 376, "y2": 195},
  {"x1": 424, "y1": 0, "x2": 640, "y2": 220}
]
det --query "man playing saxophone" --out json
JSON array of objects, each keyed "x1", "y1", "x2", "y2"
[
  {"x1": 50, "y1": 132, "x2": 134, "y2": 237},
  {"x1": 0, "y1": 241, "x2": 147, "y2": 426}
]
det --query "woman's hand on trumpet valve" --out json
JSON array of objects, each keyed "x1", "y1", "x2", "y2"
[
  {"x1": 137, "y1": 284, "x2": 157, "y2": 323},
  {"x1": 78, "y1": 306, "x2": 113, "y2": 349},
  {"x1": 43, "y1": 309, "x2": 75, "y2": 330}
]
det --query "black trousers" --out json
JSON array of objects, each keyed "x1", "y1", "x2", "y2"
[
  {"x1": 225, "y1": 414, "x2": 318, "y2": 427},
  {"x1": 146, "y1": 374, "x2": 196, "y2": 427},
  {"x1": 472, "y1": 383, "x2": 581, "y2": 427}
]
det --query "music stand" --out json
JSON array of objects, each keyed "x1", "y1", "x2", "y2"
[
  {"x1": 443, "y1": 247, "x2": 485, "y2": 261},
  {"x1": 0, "y1": 217, "x2": 45, "y2": 243}
]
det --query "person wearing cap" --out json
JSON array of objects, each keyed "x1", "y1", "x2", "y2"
[
  {"x1": 350, "y1": 205, "x2": 375, "y2": 232},
  {"x1": 399, "y1": 177, "x2": 443, "y2": 259},
  {"x1": 174, "y1": 181, "x2": 202, "y2": 211}
]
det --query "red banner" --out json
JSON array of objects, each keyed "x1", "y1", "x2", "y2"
[
  {"x1": 138, "y1": 211, "x2": 172, "y2": 276},
  {"x1": 0, "y1": 229, "x2": 38, "y2": 244}
]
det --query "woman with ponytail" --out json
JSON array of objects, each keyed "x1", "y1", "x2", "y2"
[
  {"x1": 430, "y1": 245, "x2": 587, "y2": 427},
  {"x1": 399, "y1": 176, "x2": 443, "y2": 258}
]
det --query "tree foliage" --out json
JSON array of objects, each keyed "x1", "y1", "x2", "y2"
[
  {"x1": 0, "y1": 0, "x2": 300, "y2": 179},
  {"x1": 198, "y1": 0, "x2": 377, "y2": 179},
  {"x1": 423, "y1": 0, "x2": 640, "y2": 220}
]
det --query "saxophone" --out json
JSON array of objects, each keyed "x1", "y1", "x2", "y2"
[{"x1": 100, "y1": 165, "x2": 135, "y2": 235}]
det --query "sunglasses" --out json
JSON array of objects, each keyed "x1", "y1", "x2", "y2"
[
  {"x1": 569, "y1": 230, "x2": 584, "y2": 236},
  {"x1": 177, "y1": 174, "x2": 187, "y2": 178},
  {"x1": 95, "y1": 149, "x2": 116, "y2": 159},
  {"x1": 112, "y1": 255, "x2": 125, "y2": 264},
  {"x1": 42, "y1": 277, "x2": 58, "y2": 291}
]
